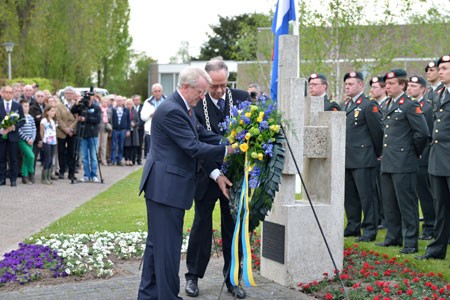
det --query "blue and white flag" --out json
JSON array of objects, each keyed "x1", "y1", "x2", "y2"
[{"x1": 270, "y1": 0, "x2": 297, "y2": 101}]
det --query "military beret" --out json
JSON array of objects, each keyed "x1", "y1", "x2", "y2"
[
  {"x1": 424, "y1": 61, "x2": 438, "y2": 72},
  {"x1": 437, "y1": 54, "x2": 450, "y2": 66},
  {"x1": 383, "y1": 69, "x2": 407, "y2": 81},
  {"x1": 308, "y1": 73, "x2": 327, "y2": 83},
  {"x1": 343, "y1": 71, "x2": 364, "y2": 82},
  {"x1": 369, "y1": 76, "x2": 384, "y2": 86},
  {"x1": 409, "y1": 76, "x2": 427, "y2": 87}
]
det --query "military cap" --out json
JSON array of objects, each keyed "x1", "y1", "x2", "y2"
[
  {"x1": 383, "y1": 69, "x2": 407, "y2": 81},
  {"x1": 343, "y1": 71, "x2": 364, "y2": 82},
  {"x1": 409, "y1": 76, "x2": 427, "y2": 87},
  {"x1": 437, "y1": 54, "x2": 450, "y2": 66},
  {"x1": 424, "y1": 61, "x2": 438, "y2": 72},
  {"x1": 369, "y1": 76, "x2": 384, "y2": 86},
  {"x1": 308, "y1": 73, "x2": 327, "y2": 83}
]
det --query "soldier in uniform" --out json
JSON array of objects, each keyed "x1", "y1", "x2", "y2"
[
  {"x1": 376, "y1": 69, "x2": 430, "y2": 254},
  {"x1": 424, "y1": 60, "x2": 444, "y2": 107},
  {"x1": 417, "y1": 54, "x2": 450, "y2": 260},
  {"x1": 308, "y1": 73, "x2": 341, "y2": 111},
  {"x1": 407, "y1": 76, "x2": 435, "y2": 240},
  {"x1": 369, "y1": 76, "x2": 388, "y2": 229},
  {"x1": 342, "y1": 71, "x2": 383, "y2": 241}
]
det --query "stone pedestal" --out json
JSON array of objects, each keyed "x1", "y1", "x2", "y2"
[{"x1": 260, "y1": 35, "x2": 346, "y2": 287}]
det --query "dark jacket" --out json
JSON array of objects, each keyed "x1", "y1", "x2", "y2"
[
  {"x1": 71, "y1": 102, "x2": 101, "y2": 138},
  {"x1": 112, "y1": 107, "x2": 131, "y2": 131},
  {"x1": 0, "y1": 100, "x2": 25, "y2": 142},
  {"x1": 29, "y1": 101, "x2": 45, "y2": 143}
]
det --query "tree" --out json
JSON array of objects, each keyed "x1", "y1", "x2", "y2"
[{"x1": 197, "y1": 13, "x2": 271, "y2": 61}]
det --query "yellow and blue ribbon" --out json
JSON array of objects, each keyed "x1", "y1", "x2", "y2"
[{"x1": 230, "y1": 153, "x2": 256, "y2": 287}]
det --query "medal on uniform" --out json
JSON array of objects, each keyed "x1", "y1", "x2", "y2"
[{"x1": 354, "y1": 107, "x2": 361, "y2": 118}]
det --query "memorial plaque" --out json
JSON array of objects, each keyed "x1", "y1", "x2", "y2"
[{"x1": 262, "y1": 221, "x2": 285, "y2": 264}]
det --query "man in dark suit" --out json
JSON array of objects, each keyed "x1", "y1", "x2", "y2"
[
  {"x1": 417, "y1": 54, "x2": 450, "y2": 260},
  {"x1": 132, "y1": 95, "x2": 144, "y2": 165},
  {"x1": 184, "y1": 58, "x2": 250, "y2": 299},
  {"x1": 308, "y1": 73, "x2": 341, "y2": 111},
  {"x1": 137, "y1": 66, "x2": 235, "y2": 300},
  {"x1": 342, "y1": 71, "x2": 383, "y2": 241},
  {"x1": 0, "y1": 85, "x2": 25, "y2": 186},
  {"x1": 406, "y1": 76, "x2": 435, "y2": 240},
  {"x1": 376, "y1": 69, "x2": 429, "y2": 254},
  {"x1": 110, "y1": 96, "x2": 130, "y2": 166}
]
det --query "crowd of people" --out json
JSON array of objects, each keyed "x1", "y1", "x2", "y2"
[{"x1": 0, "y1": 83, "x2": 166, "y2": 186}]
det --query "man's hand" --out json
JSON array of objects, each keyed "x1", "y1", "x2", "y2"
[
  {"x1": 226, "y1": 145, "x2": 235, "y2": 156},
  {"x1": 216, "y1": 174, "x2": 233, "y2": 199}
]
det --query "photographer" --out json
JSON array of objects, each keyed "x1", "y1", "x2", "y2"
[{"x1": 71, "y1": 90, "x2": 101, "y2": 183}]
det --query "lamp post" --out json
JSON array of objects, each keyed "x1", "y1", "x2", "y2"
[{"x1": 3, "y1": 42, "x2": 14, "y2": 80}]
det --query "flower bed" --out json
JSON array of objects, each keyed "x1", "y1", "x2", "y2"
[{"x1": 298, "y1": 244, "x2": 450, "y2": 299}]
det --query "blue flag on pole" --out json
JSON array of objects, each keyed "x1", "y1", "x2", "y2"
[{"x1": 270, "y1": 0, "x2": 297, "y2": 101}]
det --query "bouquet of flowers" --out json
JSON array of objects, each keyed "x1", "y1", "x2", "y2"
[
  {"x1": 1, "y1": 111, "x2": 21, "y2": 140},
  {"x1": 219, "y1": 99, "x2": 285, "y2": 287}
]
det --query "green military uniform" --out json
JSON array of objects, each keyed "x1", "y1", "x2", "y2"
[
  {"x1": 324, "y1": 95, "x2": 341, "y2": 112},
  {"x1": 343, "y1": 92, "x2": 383, "y2": 240},
  {"x1": 380, "y1": 90, "x2": 429, "y2": 251}
]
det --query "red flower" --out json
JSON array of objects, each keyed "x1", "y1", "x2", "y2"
[
  {"x1": 366, "y1": 285, "x2": 374, "y2": 292},
  {"x1": 383, "y1": 287, "x2": 391, "y2": 293},
  {"x1": 407, "y1": 289, "x2": 413, "y2": 295},
  {"x1": 325, "y1": 293, "x2": 333, "y2": 299}
]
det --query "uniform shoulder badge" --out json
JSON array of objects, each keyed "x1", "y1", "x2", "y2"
[
  {"x1": 415, "y1": 106, "x2": 423, "y2": 114},
  {"x1": 372, "y1": 105, "x2": 379, "y2": 113}
]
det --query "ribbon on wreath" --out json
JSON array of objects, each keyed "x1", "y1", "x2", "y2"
[{"x1": 230, "y1": 153, "x2": 256, "y2": 287}]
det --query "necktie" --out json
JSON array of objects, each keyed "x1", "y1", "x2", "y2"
[
  {"x1": 217, "y1": 98, "x2": 225, "y2": 112},
  {"x1": 5, "y1": 102, "x2": 10, "y2": 113}
]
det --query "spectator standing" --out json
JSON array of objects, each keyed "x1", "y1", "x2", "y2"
[
  {"x1": 132, "y1": 95, "x2": 144, "y2": 165},
  {"x1": 98, "y1": 97, "x2": 112, "y2": 166},
  {"x1": 29, "y1": 91, "x2": 46, "y2": 168},
  {"x1": 110, "y1": 96, "x2": 130, "y2": 166},
  {"x1": 124, "y1": 99, "x2": 140, "y2": 165},
  {"x1": 71, "y1": 92, "x2": 101, "y2": 183},
  {"x1": 40, "y1": 106, "x2": 57, "y2": 185},
  {"x1": 18, "y1": 100, "x2": 36, "y2": 184},
  {"x1": 21, "y1": 84, "x2": 35, "y2": 105},
  {"x1": 308, "y1": 73, "x2": 341, "y2": 111},
  {"x1": 0, "y1": 86, "x2": 25, "y2": 187},
  {"x1": 12, "y1": 83, "x2": 22, "y2": 103},
  {"x1": 141, "y1": 83, "x2": 166, "y2": 158}
]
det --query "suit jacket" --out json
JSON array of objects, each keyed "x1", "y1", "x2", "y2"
[
  {"x1": 193, "y1": 88, "x2": 250, "y2": 199},
  {"x1": 139, "y1": 91, "x2": 226, "y2": 210},
  {"x1": 29, "y1": 101, "x2": 45, "y2": 143},
  {"x1": 380, "y1": 93, "x2": 430, "y2": 173},
  {"x1": 429, "y1": 87, "x2": 450, "y2": 176},
  {"x1": 343, "y1": 94, "x2": 383, "y2": 169},
  {"x1": 0, "y1": 100, "x2": 25, "y2": 142},
  {"x1": 112, "y1": 107, "x2": 131, "y2": 131},
  {"x1": 55, "y1": 101, "x2": 77, "y2": 139},
  {"x1": 324, "y1": 95, "x2": 341, "y2": 112}
]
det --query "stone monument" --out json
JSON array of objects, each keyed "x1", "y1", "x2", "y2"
[{"x1": 260, "y1": 35, "x2": 346, "y2": 286}]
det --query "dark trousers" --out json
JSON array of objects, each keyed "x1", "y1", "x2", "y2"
[
  {"x1": 138, "y1": 199, "x2": 184, "y2": 300},
  {"x1": 0, "y1": 140, "x2": 19, "y2": 182},
  {"x1": 123, "y1": 146, "x2": 136, "y2": 162},
  {"x1": 144, "y1": 134, "x2": 151, "y2": 158},
  {"x1": 381, "y1": 172, "x2": 419, "y2": 248},
  {"x1": 374, "y1": 160, "x2": 385, "y2": 226},
  {"x1": 57, "y1": 135, "x2": 76, "y2": 176},
  {"x1": 32, "y1": 143, "x2": 44, "y2": 168},
  {"x1": 137, "y1": 126, "x2": 144, "y2": 163},
  {"x1": 425, "y1": 175, "x2": 450, "y2": 258},
  {"x1": 417, "y1": 166, "x2": 435, "y2": 236},
  {"x1": 185, "y1": 180, "x2": 236, "y2": 287},
  {"x1": 42, "y1": 143, "x2": 56, "y2": 169},
  {"x1": 344, "y1": 167, "x2": 378, "y2": 238}
]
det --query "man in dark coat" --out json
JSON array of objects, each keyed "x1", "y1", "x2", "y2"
[
  {"x1": 308, "y1": 73, "x2": 341, "y2": 111},
  {"x1": 406, "y1": 76, "x2": 435, "y2": 240},
  {"x1": 0, "y1": 85, "x2": 25, "y2": 186},
  {"x1": 376, "y1": 69, "x2": 429, "y2": 254},
  {"x1": 184, "y1": 58, "x2": 250, "y2": 299},
  {"x1": 137, "y1": 66, "x2": 234, "y2": 300},
  {"x1": 342, "y1": 71, "x2": 383, "y2": 241},
  {"x1": 417, "y1": 54, "x2": 450, "y2": 260}
]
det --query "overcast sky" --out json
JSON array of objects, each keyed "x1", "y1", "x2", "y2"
[{"x1": 128, "y1": 0, "x2": 276, "y2": 63}]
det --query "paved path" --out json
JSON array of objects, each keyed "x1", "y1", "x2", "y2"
[{"x1": 0, "y1": 163, "x2": 314, "y2": 300}]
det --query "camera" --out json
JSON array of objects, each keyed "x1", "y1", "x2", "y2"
[
  {"x1": 80, "y1": 87, "x2": 94, "y2": 108},
  {"x1": 250, "y1": 91, "x2": 257, "y2": 99}
]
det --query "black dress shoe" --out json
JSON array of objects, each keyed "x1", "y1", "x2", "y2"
[
  {"x1": 344, "y1": 232, "x2": 360, "y2": 238},
  {"x1": 399, "y1": 247, "x2": 418, "y2": 254},
  {"x1": 418, "y1": 234, "x2": 433, "y2": 240},
  {"x1": 10, "y1": 181, "x2": 17, "y2": 187},
  {"x1": 355, "y1": 236, "x2": 376, "y2": 242},
  {"x1": 375, "y1": 241, "x2": 402, "y2": 247},
  {"x1": 415, "y1": 253, "x2": 445, "y2": 260},
  {"x1": 227, "y1": 286, "x2": 246, "y2": 299},
  {"x1": 185, "y1": 279, "x2": 199, "y2": 297},
  {"x1": 0, "y1": 179, "x2": 5, "y2": 186}
]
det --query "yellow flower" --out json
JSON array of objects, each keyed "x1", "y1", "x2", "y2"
[
  {"x1": 270, "y1": 124, "x2": 280, "y2": 133},
  {"x1": 251, "y1": 152, "x2": 258, "y2": 159},
  {"x1": 257, "y1": 153, "x2": 264, "y2": 161},
  {"x1": 250, "y1": 105, "x2": 258, "y2": 112},
  {"x1": 228, "y1": 136, "x2": 235, "y2": 143},
  {"x1": 230, "y1": 130, "x2": 236, "y2": 138},
  {"x1": 256, "y1": 116, "x2": 263, "y2": 123},
  {"x1": 259, "y1": 111, "x2": 265, "y2": 118},
  {"x1": 232, "y1": 142, "x2": 239, "y2": 149},
  {"x1": 239, "y1": 120, "x2": 244, "y2": 125},
  {"x1": 245, "y1": 133, "x2": 251, "y2": 140},
  {"x1": 239, "y1": 143, "x2": 249, "y2": 152},
  {"x1": 245, "y1": 112, "x2": 251, "y2": 118}
]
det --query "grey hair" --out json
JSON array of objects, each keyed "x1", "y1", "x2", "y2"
[
  {"x1": 178, "y1": 67, "x2": 212, "y2": 88},
  {"x1": 248, "y1": 83, "x2": 262, "y2": 93},
  {"x1": 64, "y1": 86, "x2": 75, "y2": 93},
  {"x1": 204, "y1": 56, "x2": 229, "y2": 79}
]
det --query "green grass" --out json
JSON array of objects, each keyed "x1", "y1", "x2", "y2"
[
  {"x1": 32, "y1": 169, "x2": 450, "y2": 282},
  {"x1": 33, "y1": 169, "x2": 221, "y2": 238}
]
